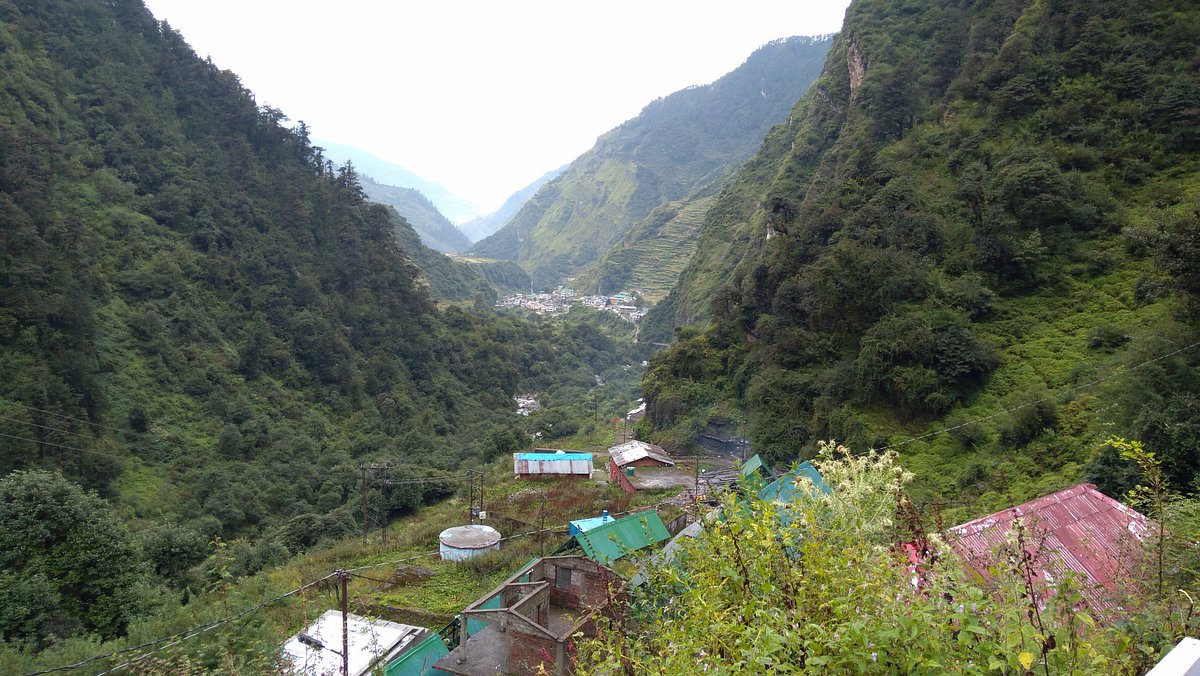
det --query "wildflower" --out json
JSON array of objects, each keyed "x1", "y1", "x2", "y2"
[{"x1": 872, "y1": 652, "x2": 878, "y2": 662}]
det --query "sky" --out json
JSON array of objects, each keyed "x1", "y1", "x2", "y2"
[{"x1": 143, "y1": 1, "x2": 851, "y2": 216}]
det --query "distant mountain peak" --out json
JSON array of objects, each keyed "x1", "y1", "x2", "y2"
[{"x1": 314, "y1": 139, "x2": 481, "y2": 223}]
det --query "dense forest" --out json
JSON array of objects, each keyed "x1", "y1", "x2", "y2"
[
  {"x1": 0, "y1": 0, "x2": 641, "y2": 649},
  {"x1": 641, "y1": 0, "x2": 1200, "y2": 516}
]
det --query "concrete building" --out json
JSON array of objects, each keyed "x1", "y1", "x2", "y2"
[
  {"x1": 433, "y1": 556, "x2": 623, "y2": 676},
  {"x1": 280, "y1": 610, "x2": 431, "y2": 676}
]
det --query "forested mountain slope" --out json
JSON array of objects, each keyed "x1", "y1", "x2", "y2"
[
  {"x1": 641, "y1": 0, "x2": 1200, "y2": 513},
  {"x1": 470, "y1": 35, "x2": 833, "y2": 289},
  {"x1": 0, "y1": 0, "x2": 638, "y2": 646},
  {"x1": 358, "y1": 173, "x2": 473, "y2": 253}
]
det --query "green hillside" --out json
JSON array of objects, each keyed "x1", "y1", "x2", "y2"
[
  {"x1": 0, "y1": 0, "x2": 643, "y2": 652},
  {"x1": 358, "y1": 173, "x2": 473, "y2": 253},
  {"x1": 575, "y1": 194, "x2": 718, "y2": 302},
  {"x1": 458, "y1": 166, "x2": 564, "y2": 243},
  {"x1": 470, "y1": 36, "x2": 834, "y2": 290},
  {"x1": 640, "y1": 0, "x2": 1200, "y2": 517},
  {"x1": 317, "y1": 139, "x2": 480, "y2": 223}
]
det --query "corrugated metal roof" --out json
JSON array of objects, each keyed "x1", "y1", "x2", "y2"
[
  {"x1": 608, "y1": 440, "x2": 674, "y2": 467},
  {"x1": 281, "y1": 610, "x2": 429, "y2": 676},
  {"x1": 569, "y1": 514, "x2": 615, "y2": 535},
  {"x1": 630, "y1": 520, "x2": 703, "y2": 587},
  {"x1": 515, "y1": 452, "x2": 593, "y2": 461},
  {"x1": 575, "y1": 510, "x2": 670, "y2": 564},
  {"x1": 948, "y1": 483, "x2": 1152, "y2": 616},
  {"x1": 740, "y1": 454, "x2": 767, "y2": 478},
  {"x1": 758, "y1": 461, "x2": 829, "y2": 503}
]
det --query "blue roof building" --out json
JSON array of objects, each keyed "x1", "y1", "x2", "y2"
[{"x1": 569, "y1": 510, "x2": 615, "y2": 536}]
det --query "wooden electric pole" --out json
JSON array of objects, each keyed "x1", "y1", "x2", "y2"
[{"x1": 337, "y1": 569, "x2": 350, "y2": 676}]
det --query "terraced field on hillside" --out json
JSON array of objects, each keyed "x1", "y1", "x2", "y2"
[{"x1": 579, "y1": 196, "x2": 715, "y2": 303}]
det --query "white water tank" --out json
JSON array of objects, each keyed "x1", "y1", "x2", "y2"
[{"x1": 438, "y1": 525, "x2": 501, "y2": 561}]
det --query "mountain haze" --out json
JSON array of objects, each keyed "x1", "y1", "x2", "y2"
[
  {"x1": 0, "y1": 0, "x2": 641, "y2": 651},
  {"x1": 470, "y1": 35, "x2": 834, "y2": 289},
  {"x1": 317, "y1": 139, "x2": 481, "y2": 223},
  {"x1": 459, "y1": 166, "x2": 565, "y2": 243}
]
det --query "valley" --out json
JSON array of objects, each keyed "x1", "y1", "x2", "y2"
[{"x1": 2, "y1": 0, "x2": 1200, "y2": 672}]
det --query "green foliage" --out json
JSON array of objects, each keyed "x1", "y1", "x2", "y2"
[
  {"x1": 577, "y1": 443, "x2": 1178, "y2": 674},
  {"x1": 0, "y1": 471, "x2": 146, "y2": 644},
  {"x1": 0, "y1": 0, "x2": 650, "y2": 652},
  {"x1": 640, "y1": 0, "x2": 1200, "y2": 508}
]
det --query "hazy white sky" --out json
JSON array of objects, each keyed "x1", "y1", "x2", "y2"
[{"x1": 143, "y1": 1, "x2": 851, "y2": 214}]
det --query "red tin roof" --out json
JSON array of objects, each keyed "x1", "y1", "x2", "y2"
[{"x1": 948, "y1": 483, "x2": 1153, "y2": 616}]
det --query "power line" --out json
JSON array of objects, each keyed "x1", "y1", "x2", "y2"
[
  {"x1": 0, "y1": 431, "x2": 128, "y2": 462},
  {"x1": 24, "y1": 574, "x2": 337, "y2": 676},
  {"x1": 344, "y1": 497, "x2": 679, "y2": 574},
  {"x1": 0, "y1": 414, "x2": 93, "y2": 439},
  {"x1": 870, "y1": 337, "x2": 1200, "y2": 454},
  {"x1": 25, "y1": 495, "x2": 682, "y2": 673},
  {"x1": 0, "y1": 398, "x2": 123, "y2": 434}
]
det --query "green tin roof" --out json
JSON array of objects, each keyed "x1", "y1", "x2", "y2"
[
  {"x1": 574, "y1": 510, "x2": 670, "y2": 564},
  {"x1": 740, "y1": 454, "x2": 768, "y2": 479},
  {"x1": 758, "y1": 461, "x2": 829, "y2": 504}
]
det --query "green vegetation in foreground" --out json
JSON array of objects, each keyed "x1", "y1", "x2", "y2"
[
  {"x1": 578, "y1": 441, "x2": 1200, "y2": 674},
  {"x1": 0, "y1": 0, "x2": 650, "y2": 655},
  {"x1": 0, "y1": 453, "x2": 676, "y2": 674}
]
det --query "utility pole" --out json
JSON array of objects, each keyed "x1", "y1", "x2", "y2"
[
  {"x1": 465, "y1": 470, "x2": 484, "y2": 525},
  {"x1": 337, "y1": 568, "x2": 350, "y2": 676},
  {"x1": 466, "y1": 470, "x2": 474, "y2": 525},
  {"x1": 538, "y1": 492, "x2": 547, "y2": 557},
  {"x1": 360, "y1": 467, "x2": 368, "y2": 542},
  {"x1": 377, "y1": 464, "x2": 389, "y2": 545}
]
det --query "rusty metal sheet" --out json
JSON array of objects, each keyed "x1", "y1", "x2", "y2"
[{"x1": 947, "y1": 483, "x2": 1152, "y2": 617}]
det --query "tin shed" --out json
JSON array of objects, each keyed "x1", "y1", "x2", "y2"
[{"x1": 513, "y1": 451, "x2": 593, "y2": 478}]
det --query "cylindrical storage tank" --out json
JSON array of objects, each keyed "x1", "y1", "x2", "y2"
[{"x1": 439, "y1": 525, "x2": 501, "y2": 561}]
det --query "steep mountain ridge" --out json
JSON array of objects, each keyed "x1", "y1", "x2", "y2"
[
  {"x1": 641, "y1": 0, "x2": 1200, "y2": 511},
  {"x1": 575, "y1": 191, "x2": 720, "y2": 301},
  {"x1": 358, "y1": 173, "x2": 473, "y2": 253},
  {"x1": 0, "y1": 0, "x2": 633, "y2": 578},
  {"x1": 470, "y1": 35, "x2": 834, "y2": 289}
]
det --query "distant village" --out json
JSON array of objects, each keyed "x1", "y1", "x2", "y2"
[{"x1": 495, "y1": 286, "x2": 648, "y2": 323}]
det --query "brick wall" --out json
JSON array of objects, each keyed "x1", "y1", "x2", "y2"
[{"x1": 610, "y1": 459, "x2": 637, "y2": 494}]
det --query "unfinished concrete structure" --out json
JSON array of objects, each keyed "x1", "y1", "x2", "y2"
[{"x1": 433, "y1": 556, "x2": 622, "y2": 675}]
